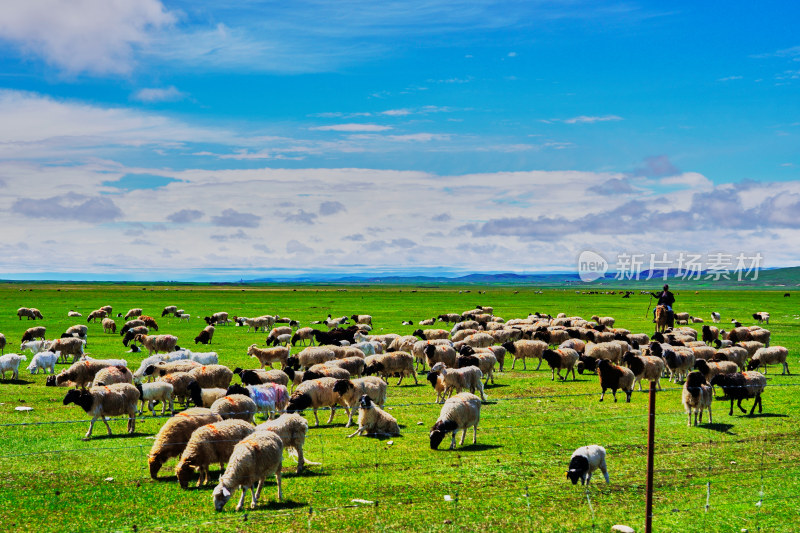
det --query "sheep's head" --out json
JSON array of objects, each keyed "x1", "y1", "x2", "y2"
[
  {"x1": 333, "y1": 379, "x2": 354, "y2": 396},
  {"x1": 63, "y1": 388, "x2": 93, "y2": 412},
  {"x1": 429, "y1": 420, "x2": 458, "y2": 450},
  {"x1": 226, "y1": 383, "x2": 249, "y2": 397},
  {"x1": 212, "y1": 483, "x2": 232, "y2": 512},
  {"x1": 302, "y1": 371, "x2": 323, "y2": 382},
  {"x1": 175, "y1": 461, "x2": 195, "y2": 489},
  {"x1": 501, "y1": 341, "x2": 515, "y2": 354},
  {"x1": 412, "y1": 329, "x2": 424, "y2": 338},
  {"x1": 566, "y1": 455, "x2": 589, "y2": 485},
  {"x1": 457, "y1": 355, "x2": 480, "y2": 369},
  {"x1": 746, "y1": 359, "x2": 759, "y2": 371},
  {"x1": 286, "y1": 393, "x2": 312, "y2": 413},
  {"x1": 426, "y1": 371, "x2": 440, "y2": 388},
  {"x1": 45, "y1": 374, "x2": 57, "y2": 386},
  {"x1": 148, "y1": 454, "x2": 165, "y2": 479},
  {"x1": 285, "y1": 356, "x2": 300, "y2": 370},
  {"x1": 363, "y1": 362, "x2": 383, "y2": 376},
  {"x1": 359, "y1": 394, "x2": 373, "y2": 409}
]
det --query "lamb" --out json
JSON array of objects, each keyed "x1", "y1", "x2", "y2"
[
  {"x1": 247, "y1": 344, "x2": 290, "y2": 369},
  {"x1": 621, "y1": 352, "x2": 665, "y2": 391},
  {"x1": 291, "y1": 327, "x2": 316, "y2": 346},
  {"x1": 426, "y1": 368, "x2": 448, "y2": 403},
  {"x1": 693, "y1": 359, "x2": 738, "y2": 383},
  {"x1": 175, "y1": 419, "x2": 256, "y2": 489},
  {"x1": 363, "y1": 352, "x2": 418, "y2": 385},
  {"x1": 135, "y1": 381, "x2": 175, "y2": 415},
  {"x1": 17, "y1": 307, "x2": 43, "y2": 320},
  {"x1": 226, "y1": 383, "x2": 290, "y2": 420},
  {"x1": 187, "y1": 382, "x2": 228, "y2": 407},
  {"x1": 234, "y1": 367, "x2": 290, "y2": 388},
  {"x1": 0, "y1": 353, "x2": 27, "y2": 380},
  {"x1": 267, "y1": 326, "x2": 293, "y2": 346},
  {"x1": 710, "y1": 371, "x2": 767, "y2": 416},
  {"x1": 304, "y1": 362, "x2": 356, "y2": 382},
  {"x1": 429, "y1": 392, "x2": 481, "y2": 450},
  {"x1": 747, "y1": 346, "x2": 790, "y2": 375},
  {"x1": 347, "y1": 395, "x2": 400, "y2": 438},
  {"x1": 255, "y1": 413, "x2": 312, "y2": 474},
  {"x1": 62, "y1": 383, "x2": 139, "y2": 440},
  {"x1": 596, "y1": 359, "x2": 635, "y2": 403},
  {"x1": 86, "y1": 309, "x2": 107, "y2": 322},
  {"x1": 752, "y1": 312, "x2": 770, "y2": 325},
  {"x1": 430, "y1": 362, "x2": 486, "y2": 401},
  {"x1": 682, "y1": 371, "x2": 713, "y2": 426},
  {"x1": 178, "y1": 313, "x2": 191, "y2": 322},
  {"x1": 101, "y1": 318, "x2": 116, "y2": 334},
  {"x1": 437, "y1": 313, "x2": 462, "y2": 323},
  {"x1": 502, "y1": 340, "x2": 549, "y2": 370},
  {"x1": 91, "y1": 365, "x2": 134, "y2": 387},
  {"x1": 147, "y1": 407, "x2": 223, "y2": 478},
  {"x1": 194, "y1": 325, "x2": 215, "y2": 345},
  {"x1": 187, "y1": 364, "x2": 234, "y2": 389},
  {"x1": 332, "y1": 376, "x2": 388, "y2": 427},
  {"x1": 68, "y1": 310, "x2": 82, "y2": 317},
  {"x1": 134, "y1": 334, "x2": 178, "y2": 355},
  {"x1": 20, "y1": 339, "x2": 48, "y2": 355},
  {"x1": 21, "y1": 326, "x2": 46, "y2": 343},
  {"x1": 541, "y1": 348, "x2": 579, "y2": 381},
  {"x1": 26, "y1": 350, "x2": 57, "y2": 374},
  {"x1": 211, "y1": 430, "x2": 283, "y2": 511},
  {"x1": 591, "y1": 315, "x2": 615, "y2": 328},
  {"x1": 566, "y1": 445, "x2": 609, "y2": 485},
  {"x1": 210, "y1": 394, "x2": 259, "y2": 423},
  {"x1": 161, "y1": 305, "x2": 178, "y2": 317},
  {"x1": 285, "y1": 376, "x2": 341, "y2": 426},
  {"x1": 48, "y1": 359, "x2": 117, "y2": 389},
  {"x1": 413, "y1": 328, "x2": 450, "y2": 340},
  {"x1": 204, "y1": 312, "x2": 229, "y2": 326},
  {"x1": 124, "y1": 308, "x2": 143, "y2": 320}
]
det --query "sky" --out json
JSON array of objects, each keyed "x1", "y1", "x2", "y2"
[{"x1": 0, "y1": 1, "x2": 798, "y2": 280}]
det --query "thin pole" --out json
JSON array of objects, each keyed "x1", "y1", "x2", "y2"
[{"x1": 645, "y1": 384, "x2": 656, "y2": 533}]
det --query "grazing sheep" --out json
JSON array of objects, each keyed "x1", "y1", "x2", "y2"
[
  {"x1": 566, "y1": 445, "x2": 609, "y2": 485},
  {"x1": 187, "y1": 364, "x2": 234, "y2": 389},
  {"x1": 429, "y1": 392, "x2": 481, "y2": 450},
  {"x1": 17, "y1": 307, "x2": 43, "y2": 320},
  {"x1": 20, "y1": 339, "x2": 48, "y2": 355},
  {"x1": 161, "y1": 306, "x2": 178, "y2": 317},
  {"x1": 120, "y1": 319, "x2": 146, "y2": 337},
  {"x1": 187, "y1": 382, "x2": 228, "y2": 408},
  {"x1": 176, "y1": 419, "x2": 256, "y2": 489},
  {"x1": 122, "y1": 326, "x2": 149, "y2": 347},
  {"x1": 351, "y1": 314, "x2": 373, "y2": 326},
  {"x1": 413, "y1": 328, "x2": 450, "y2": 340},
  {"x1": 178, "y1": 313, "x2": 191, "y2": 322},
  {"x1": 267, "y1": 326, "x2": 293, "y2": 346},
  {"x1": 682, "y1": 371, "x2": 713, "y2": 426},
  {"x1": 134, "y1": 334, "x2": 178, "y2": 355},
  {"x1": 255, "y1": 413, "x2": 312, "y2": 474},
  {"x1": 157, "y1": 372, "x2": 197, "y2": 408},
  {"x1": 194, "y1": 325, "x2": 215, "y2": 345},
  {"x1": 62, "y1": 383, "x2": 139, "y2": 440},
  {"x1": 363, "y1": 352, "x2": 418, "y2": 385},
  {"x1": 347, "y1": 395, "x2": 400, "y2": 438},
  {"x1": 91, "y1": 365, "x2": 134, "y2": 387},
  {"x1": 737, "y1": 341, "x2": 765, "y2": 359},
  {"x1": 693, "y1": 359, "x2": 738, "y2": 383},
  {"x1": 332, "y1": 377, "x2": 388, "y2": 427},
  {"x1": 204, "y1": 312, "x2": 229, "y2": 326},
  {"x1": 137, "y1": 315, "x2": 159, "y2": 331},
  {"x1": 27, "y1": 350, "x2": 57, "y2": 374},
  {"x1": 710, "y1": 371, "x2": 767, "y2": 416},
  {"x1": 86, "y1": 309, "x2": 107, "y2": 322},
  {"x1": 234, "y1": 367, "x2": 290, "y2": 388},
  {"x1": 0, "y1": 353, "x2": 27, "y2": 380},
  {"x1": 186, "y1": 350, "x2": 219, "y2": 365},
  {"x1": 226, "y1": 383, "x2": 290, "y2": 420},
  {"x1": 596, "y1": 359, "x2": 635, "y2": 403},
  {"x1": 430, "y1": 362, "x2": 486, "y2": 401},
  {"x1": 135, "y1": 381, "x2": 175, "y2": 415},
  {"x1": 747, "y1": 346, "x2": 790, "y2": 375},
  {"x1": 702, "y1": 325, "x2": 720, "y2": 345},
  {"x1": 285, "y1": 377, "x2": 341, "y2": 426},
  {"x1": 147, "y1": 407, "x2": 223, "y2": 478},
  {"x1": 212, "y1": 431, "x2": 283, "y2": 511},
  {"x1": 502, "y1": 340, "x2": 548, "y2": 370},
  {"x1": 457, "y1": 346, "x2": 498, "y2": 385},
  {"x1": 291, "y1": 327, "x2": 316, "y2": 346},
  {"x1": 21, "y1": 326, "x2": 46, "y2": 344},
  {"x1": 303, "y1": 363, "x2": 354, "y2": 382},
  {"x1": 317, "y1": 356, "x2": 365, "y2": 377},
  {"x1": 713, "y1": 346, "x2": 748, "y2": 371},
  {"x1": 48, "y1": 359, "x2": 116, "y2": 389},
  {"x1": 650, "y1": 342, "x2": 694, "y2": 383},
  {"x1": 124, "y1": 308, "x2": 143, "y2": 320},
  {"x1": 622, "y1": 352, "x2": 665, "y2": 391},
  {"x1": 144, "y1": 359, "x2": 201, "y2": 380},
  {"x1": 101, "y1": 318, "x2": 116, "y2": 334},
  {"x1": 541, "y1": 348, "x2": 579, "y2": 381},
  {"x1": 752, "y1": 312, "x2": 770, "y2": 325},
  {"x1": 247, "y1": 344, "x2": 290, "y2": 369},
  {"x1": 210, "y1": 394, "x2": 258, "y2": 423}
]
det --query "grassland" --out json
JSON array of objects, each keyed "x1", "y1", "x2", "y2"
[{"x1": 0, "y1": 283, "x2": 798, "y2": 532}]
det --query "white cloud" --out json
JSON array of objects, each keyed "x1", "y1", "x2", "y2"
[
  {"x1": 133, "y1": 86, "x2": 186, "y2": 103},
  {"x1": 0, "y1": 0, "x2": 175, "y2": 75},
  {"x1": 562, "y1": 115, "x2": 623, "y2": 124},
  {"x1": 310, "y1": 123, "x2": 392, "y2": 132}
]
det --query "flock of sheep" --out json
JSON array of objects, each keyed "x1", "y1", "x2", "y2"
[{"x1": 0, "y1": 300, "x2": 790, "y2": 512}]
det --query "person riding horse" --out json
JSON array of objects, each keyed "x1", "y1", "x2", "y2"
[{"x1": 652, "y1": 284, "x2": 675, "y2": 327}]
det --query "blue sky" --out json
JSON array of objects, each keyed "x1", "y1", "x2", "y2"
[{"x1": 0, "y1": 1, "x2": 798, "y2": 279}]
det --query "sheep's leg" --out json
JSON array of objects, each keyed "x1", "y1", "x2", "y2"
[
  {"x1": 728, "y1": 399, "x2": 734, "y2": 416},
  {"x1": 128, "y1": 412, "x2": 136, "y2": 434},
  {"x1": 600, "y1": 460, "x2": 610, "y2": 483},
  {"x1": 326, "y1": 406, "x2": 336, "y2": 424},
  {"x1": 275, "y1": 470, "x2": 282, "y2": 501},
  {"x1": 522, "y1": 358, "x2": 527, "y2": 371},
  {"x1": 102, "y1": 415, "x2": 114, "y2": 435},
  {"x1": 235, "y1": 487, "x2": 248, "y2": 511},
  {"x1": 412, "y1": 371, "x2": 418, "y2": 385},
  {"x1": 296, "y1": 446, "x2": 305, "y2": 474},
  {"x1": 449, "y1": 433, "x2": 457, "y2": 450},
  {"x1": 737, "y1": 398, "x2": 747, "y2": 414},
  {"x1": 511, "y1": 358, "x2": 517, "y2": 370},
  {"x1": 687, "y1": 411, "x2": 692, "y2": 427},
  {"x1": 535, "y1": 358, "x2": 542, "y2": 371},
  {"x1": 346, "y1": 427, "x2": 365, "y2": 438},
  {"x1": 252, "y1": 481, "x2": 263, "y2": 509},
  {"x1": 551, "y1": 368, "x2": 555, "y2": 381},
  {"x1": 472, "y1": 424, "x2": 477, "y2": 444},
  {"x1": 599, "y1": 389, "x2": 606, "y2": 402},
  {"x1": 612, "y1": 390, "x2": 618, "y2": 403},
  {"x1": 84, "y1": 418, "x2": 99, "y2": 440},
  {"x1": 707, "y1": 404, "x2": 712, "y2": 424},
  {"x1": 313, "y1": 408, "x2": 320, "y2": 426}
]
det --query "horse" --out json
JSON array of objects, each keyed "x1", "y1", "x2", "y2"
[{"x1": 654, "y1": 305, "x2": 672, "y2": 333}]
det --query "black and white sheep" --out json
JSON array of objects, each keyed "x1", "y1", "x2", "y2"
[
  {"x1": 346, "y1": 394, "x2": 400, "y2": 438},
  {"x1": 747, "y1": 346, "x2": 790, "y2": 375},
  {"x1": 566, "y1": 445, "x2": 609, "y2": 485},
  {"x1": 429, "y1": 392, "x2": 482, "y2": 450},
  {"x1": 709, "y1": 371, "x2": 767, "y2": 416},
  {"x1": 682, "y1": 371, "x2": 713, "y2": 426},
  {"x1": 430, "y1": 362, "x2": 486, "y2": 401},
  {"x1": 285, "y1": 376, "x2": 341, "y2": 426},
  {"x1": 596, "y1": 359, "x2": 635, "y2": 403},
  {"x1": 541, "y1": 348, "x2": 579, "y2": 381},
  {"x1": 62, "y1": 383, "x2": 139, "y2": 440},
  {"x1": 363, "y1": 352, "x2": 418, "y2": 385},
  {"x1": 502, "y1": 340, "x2": 548, "y2": 370},
  {"x1": 622, "y1": 352, "x2": 665, "y2": 391},
  {"x1": 195, "y1": 325, "x2": 215, "y2": 345},
  {"x1": 332, "y1": 376, "x2": 388, "y2": 427}
]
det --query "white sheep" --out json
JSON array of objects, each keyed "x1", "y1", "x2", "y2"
[
  {"x1": 430, "y1": 362, "x2": 486, "y2": 401},
  {"x1": 27, "y1": 351, "x2": 57, "y2": 374},
  {"x1": 135, "y1": 381, "x2": 175, "y2": 415},
  {"x1": 566, "y1": 445, "x2": 609, "y2": 485},
  {"x1": 0, "y1": 353, "x2": 27, "y2": 380},
  {"x1": 20, "y1": 340, "x2": 48, "y2": 355},
  {"x1": 285, "y1": 376, "x2": 341, "y2": 426},
  {"x1": 347, "y1": 394, "x2": 400, "y2": 438},
  {"x1": 255, "y1": 413, "x2": 314, "y2": 474},
  {"x1": 212, "y1": 431, "x2": 283, "y2": 511},
  {"x1": 747, "y1": 346, "x2": 790, "y2": 375},
  {"x1": 429, "y1": 392, "x2": 482, "y2": 450}
]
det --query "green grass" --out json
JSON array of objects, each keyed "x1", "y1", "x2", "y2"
[{"x1": 0, "y1": 284, "x2": 798, "y2": 532}]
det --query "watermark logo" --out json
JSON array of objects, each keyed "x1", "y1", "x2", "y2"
[{"x1": 578, "y1": 250, "x2": 608, "y2": 282}]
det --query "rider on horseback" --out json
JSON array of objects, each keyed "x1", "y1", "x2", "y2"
[{"x1": 651, "y1": 284, "x2": 675, "y2": 324}]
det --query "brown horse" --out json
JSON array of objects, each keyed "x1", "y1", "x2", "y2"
[{"x1": 654, "y1": 305, "x2": 671, "y2": 333}]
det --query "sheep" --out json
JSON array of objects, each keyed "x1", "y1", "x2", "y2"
[
  {"x1": 157, "y1": 372, "x2": 197, "y2": 407},
  {"x1": 0, "y1": 353, "x2": 27, "y2": 380},
  {"x1": 21, "y1": 326, "x2": 46, "y2": 344},
  {"x1": 136, "y1": 315, "x2": 158, "y2": 331},
  {"x1": 68, "y1": 310, "x2": 82, "y2": 317},
  {"x1": 681, "y1": 371, "x2": 713, "y2": 426},
  {"x1": 591, "y1": 315, "x2": 615, "y2": 328},
  {"x1": 147, "y1": 408, "x2": 222, "y2": 478},
  {"x1": 701, "y1": 325, "x2": 720, "y2": 345},
  {"x1": 134, "y1": 334, "x2": 178, "y2": 355},
  {"x1": 387, "y1": 334, "x2": 419, "y2": 353},
  {"x1": 423, "y1": 343, "x2": 457, "y2": 370},
  {"x1": 176, "y1": 418, "x2": 256, "y2": 489},
  {"x1": 363, "y1": 352, "x2": 418, "y2": 385},
  {"x1": 247, "y1": 344, "x2": 290, "y2": 369},
  {"x1": 713, "y1": 346, "x2": 748, "y2": 370},
  {"x1": 596, "y1": 359, "x2": 635, "y2": 403},
  {"x1": 690, "y1": 344, "x2": 718, "y2": 362},
  {"x1": 346, "y1": 394, "x2": 399, "y2": 438},
  {"x1": 451, "y1": 329, "x2": 479, "y2": 343},
  {"x1": 204, "y1": 312, "x2": 229, "y2": 326},
  {"x1": 267, "y1": 326, "x2": 293, "y2": 346},
  {"x1": 351, "y1": 314, "x2": 372, "y2": 326},
  {"x1": 413, "y1": 328, "x2": 450, "y2": 340},
  {"x1": 430, "y1": 362, "x2": 486, "y2": 401},
  {"x1": 20, "y1": 339, "x2": 48, "y2": 355},
  {"x1": 457, "y1": 346, "x2": 498, "y2": 385},
  {"x1": 124, "y1": 308, "x2": 143, "y2": 320},
  {"x1": 307, "y1": 358, "x2": 363, "y2": 379},
  {"x1": 141, "y1": 358, "x2": 199, "y2": 381},
  {"x1": 178, "y1": 313, "x2": 191, "y2": 322},
  {"x1": 329, "y1": 345, "x2": 366, "y2": 360},
  {"x1": 332, "y1": 376, "x2": 388, "y2": 427},
  {"x1": 419, "y1": 317, "x2": 436, "y2": 326},
  {"x1": 212, "y1": 431, "x2": 283, "y2": 511},
  {"x1": 559, "y1": 338, "x2": 586, "y2": 355},
  {"x1": 650, "y1": 342, "x2": 694, "y2": 383},
  {"x1": 101, "y1": 318, "x2": 117, "y2": 334},
  {"x1": 17, "y1": 307, "x2": 43, "y2": 320},
  {"x1": 752, "y1": 312, "x2": 770, "y2": 325},
  {"x1": 91, "y1": 365, "x2": 134, "y2": 387},
  {"x1": 284, "y1": 368, "x2": 304, "y2": 391},
  {"x1": 0, "y1": 333, "x2": 5, "y2": 354},
  {"x1": 621, "y1": 352, "x2": 665, "y2": 391},
  {"x1": 234, "y1": 367, "x2": 290, "y2": 388},
  {"x1": 122, "y1": 326, "x2": 149, "y2": 347},
  {"x1": 285, "y1": 376, "x2": 341, "y2": 426},
  {"x1": 194, "y1": 325, "x2": 215, "y2": 345},
  {"x1": 86, "y1": 309, "x2": 107, "y2": 322},
  {"x1": 210, "y1": 394, "x2": 258, "y2": 423},
  {"x1": 226, "y1": 383, "x2": 289, "y2": 419},
  {"x1": 161, "y1": 305, "x2": 178, "y2": 317},
  {"x1": 566, "y1": 445, "x2": 609, "y2": 485},
  {"x1": 48, "y1": 359, "x2": 116, "y2": 389},
  {"x1": 26, "y1": 350, "x2": 57, "y2": 374},
  {"x1": 737, "y1": 341, "x2": 765, "y2": 359},
  {"x1": 62, "y1": 383, "x2": 139, "y2": 440},
  {"x1": 429, "y1": 392, "x2": 481, "y2": 450},
  {"x1": 291, "y1": 327, "x2": 316, "y2": 346},
  {"x1": 502, "y1": 340, "x2": 549, "y2": 370},
  {"x1": 255, "y1": 413, "x2": 312, "y2": 474},
  {"x1": 187, "y1": 364, "x2": 234, "y2": 389},
  {"x1": 709, "y1": 311, "x2": 720, "y2": 323},
  {"x1": 187, "y1": 382, "x2": 228, "y2": 408},
  {"x1": 538, "y1": 348, "x2": 579, "y2": 381},
  {"x1": 186, "y1": 350, "x2": 219, "y2": 365},
  {"x1": 243, "y1": 315, "x2": 274, "y2": 332},
  {"x1": 747, "y1": 346, "x2": 790, "y2": 375},
  {"x1": 135, "y1": 381, "x2": 175, "y2": 415},
  {"x1": 710, "y1": 371, "x2": 767, "y2": 416},
  {"x1": 586, "y1": 341, "x2": 627, "y2": 365},
  {"x1": 438, "y1": 313, "x2": 462, "y2": 323},
  {"x1": 693, "y1": 359, "x2": 739, "y2": 383},
  {"x1": 120, "y1": 319, "x2": 146, "y2": 336}
]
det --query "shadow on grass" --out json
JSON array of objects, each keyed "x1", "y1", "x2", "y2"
[
  {"x1": 485, "y1": 383, "x2": 509, "y2": 389},
  {"x1": 743, "y1": 412, "x2": 788, "y2": 419},
  {"x1": 701, "y1": 423, "x2": 735, "y2": 434},
  {"x1": 453, "y1": 443, "x2": 503, "y2": 452},
  {"x1": 258, "y1": 498, "x2": 306, "y2": 511},
  {"x1": 86, "y1": 431, "x2": 147, "y2": 441},
  {"x1": 0, "y1": 378, "x2": 34, "y2": 385}
]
